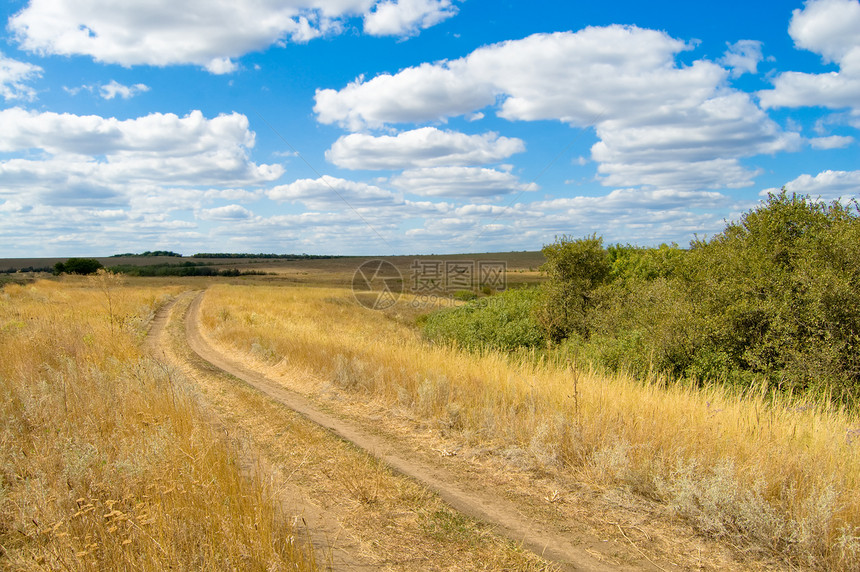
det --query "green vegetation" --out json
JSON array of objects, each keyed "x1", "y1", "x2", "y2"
[
  {"x1": 423, "y1": 190, "x2": 860, "y2": 403},
  {"x1": 112, "y1": 250, "x2": 183, "y2": 257},
  {"x1": 54, "y1": 257, "x2": 104, "y2": 275},
  {"x1": 1, "y1": 265, "x2": 53, "y2": 274},
  {"x1": 191, "y1": 252, "x2": 346, "y2": 259},
  {"x1": 422, "y1": 287, "x2": 544, "y2": 352},
  {"x1": 107, "y1": 262, "x2": 269, "y2": 277}
]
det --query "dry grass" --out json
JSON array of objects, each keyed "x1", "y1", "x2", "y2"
[
  {"x1": 163, "y1": 292, "x2": 552, "y2": 571},
  {"x1": 0, "y1": 276, "x2": 316, "y2": 570},
  {"x1": 199, "y1": 283, "x2": 860, "y2": 570}
]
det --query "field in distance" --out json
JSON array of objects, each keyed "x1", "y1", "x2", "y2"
[{"x1": 0, "y1": 251, "x2": 546, "y2": 288}]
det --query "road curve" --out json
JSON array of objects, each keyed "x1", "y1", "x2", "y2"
[{"x1": 183, "y1": 290, "x2": 640, "y2": 572}]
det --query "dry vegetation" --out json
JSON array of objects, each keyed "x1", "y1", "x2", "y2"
[
  {"x1": 199, "y1": 283, "x2": 860, "y2": 570},
  {"x1": 163, "y1": 293, "x2": 552, "y2": 571},
  {"x1": 0, "y1": 276, "x2": 316, "y2": 570}
]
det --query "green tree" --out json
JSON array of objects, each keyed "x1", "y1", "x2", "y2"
[
  {"x1": 680, "y1": 190, "x2": 860, "y2": 397},
  {"x1": 535, "y1": 234, "x2": 611, "y2": 341},
  {"x1": 55, "y1": 258, "x2": 104, "y2": 275}
]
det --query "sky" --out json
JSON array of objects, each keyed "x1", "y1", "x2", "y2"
[{"x1": 0, "y1": 0, "x2": 858, "y2": 257}]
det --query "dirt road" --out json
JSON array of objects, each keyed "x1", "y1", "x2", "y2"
[{"x1": 150, "y1": 290, "x2": 656, "y2": 570}]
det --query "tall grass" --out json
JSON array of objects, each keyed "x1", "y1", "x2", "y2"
[
  {"x1": 199, "y1": 284, "x2": 860, "y2": 570},
  {"x1": 0, "y1": 277, "x2": 316, "y2": 570}
]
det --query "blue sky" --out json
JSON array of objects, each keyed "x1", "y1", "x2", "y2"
[{"x1": 1, "y1": 0, "x2": 858, "y2": 256}]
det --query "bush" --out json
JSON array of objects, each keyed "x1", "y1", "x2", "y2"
[
  {"x1": 424, "y1": 189, "x2": 860, "y2": 403},
  {"x1": 452, "y1": 289, "x2": 478, "y2": 301},
  {"x1": 422, "y1": 288, "x2": 545, "y2": 352},
  {"x1": 677, "y1": 190, "x2": 860, "y2": 398},
  {"x1": 54, "y1": 258, "x2": 104, "y2": 275},
  {"x1": 534, "y1": 234, "x2": 610, "y2": 340}
]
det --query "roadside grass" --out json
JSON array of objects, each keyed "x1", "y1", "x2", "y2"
[
  {"x1": 199, "y1": 283, "x2": 860, "y2": 570},
  {"x1": 163, "y1": 293, "x2": 552, "y2": 570},
  {"x1": 0, "y1": 278, "x2": 316, "y2": 570}
]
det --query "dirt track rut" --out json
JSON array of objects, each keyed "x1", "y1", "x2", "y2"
[{"x1": 158, "y1": 290, "x2": 645, "y2": 571}]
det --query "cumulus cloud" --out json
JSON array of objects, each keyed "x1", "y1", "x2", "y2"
[
  {"x1": 759, "y1": 0, "x2": 860, "y2": 113},
  {"x1": 720, "y1": 40, "x2": 764, "y2": 78},
  {"x1": 789, "y1": 0, "x2": 860, "y2": 71},
  {"x1": 100, "y1": 80, "x2": 150, "y2": 100},
  {"x1": 389, "y1": 166, "x2": 532, "y2": 197},
  {"x1": 268, "y1": 176, "x2": 402, "y2": 209},
  {"x1": 317, "y1": 26, "x2": 798, "y2": 192},
  {"x1": 531, "y1": 188, "x2": 730, "y2": 212},
  {"x1": 0, "y1": 108, "x2": 282, "y2": 207},
  {"x1": 314, "y1": 61, "x2": 494, "y2": 130},
  {"x1": 326, "y1": 127, "x2": 525, "y2": 169},
  {"x1": 401, "y1": 187, "x2": 732, "y2": 251},
  {"x1": 763, "y1": 169, "x2": 860, "y2": 199},
  {"x1": 808, "y1": 134, "x2": 855, "y2": 148},
  {"x1": 9, "y1": 0, "x2": 455, "y2": 73},
  {"x1": 0, "y1": 108, "x2": 285, "y2": 255},
  {"x1": 199, "y1": 204, "x2": 254, "y2": 220},
  {"x1": 759, "y1": 72, "x2": 860, "y2": 111},
  {"x1": 364, "y1": 0, "x2": 457, "y2": 36},
  {"x1": 0, "y1": 52, "x2": 42, "y2": 101}
]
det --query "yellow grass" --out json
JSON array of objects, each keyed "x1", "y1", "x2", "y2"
[
  {"x1": 199, "y1": 283, "x2": 860, "y2": 570},
  {"x1": 0, "y1": 276, "x2": 316, "y2": 570}
]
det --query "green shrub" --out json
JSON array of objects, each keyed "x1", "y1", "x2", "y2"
[
  {"x1": 54, "y1": 258, "x2": 104, "y2": 275},
  {"x1": 534, "y1": 234, "x2": 610, "y2": 340},
  {"x1": 418, "y1": 190, "x2": 860, "y2": 403},
  {"x1": 452, "y1": 289, "x2": 478, "y2": 301},
  {"x1": 677, "y1": 190, "x2": 860, "y2": 398},
  {"x1": 422, "y1": 288, "x2": 545, "y2": 352}
]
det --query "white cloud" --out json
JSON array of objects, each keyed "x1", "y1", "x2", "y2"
[
  {"x1": 100, "y1": 80, "x2": 150, "y2": 100},
  {"x1": 400, "y1": 187, "x2": 733, "y2": 251},
  {"x1": 9, "y1": 0, "x2": 454, "y2": 73},
  {"x1": 64, "y1": 84, "x2": 94, "y2": 96},
  {"x1": 389, "y1": 166, "x2": 532, "y2": 197},
  {"x1": 0, "y1": 52, "x2": 42, "y2": 101},
  {"x1": 326, "y1": 127, "x2": 525, "y2": 169},
  {"x1": 532, "y1": 188, "x2": 729, "y2": 212},
  {"x1": 315, "y1": 27, "x2": 697, "y2": 128},
  {"x1": 205, "y1": 57, "x2": 240, "y2": 75},
  {"x1": 203, "y1": 188, "x2": 263, "y2": 201},
  {"x1": 763, "y1": 169, "x2": 860, "y2": 199},
  {"x1": 316, "y1": 26, "x2": 797, "y2": 192},
  {"x1": 720, "y1": 40, "x2": 763, "y2": 78},
  {"x1": 199, "y1": 204, "x2": 254, "y2": 220},
  {"x1": 759, "y1": 0, "x2": 860, "y2": 113},
  {"x1": 789, "y1": 0, "x2": 860, "y2": 71},
  {"x1": 809, "y1": 134, "x2": 855, "y2": 148},
  {"x1": 268, "y1": 176, "x2": 402, "y2": 209},
  {"x1": 363, "y1": 0, "x2": 457, "y2": 36},
  {"x1": 0, "y1": 108, "x2": 282, "y2": 209},
  {"x1": 314, "y1": 61, "x2": 494, "y2": 130},
  {"x1": 759, "y1": 71, "x2": 860, "y2": 110}
]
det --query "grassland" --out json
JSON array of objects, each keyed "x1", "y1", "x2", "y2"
[
  {"x1": 5, "y1": 254, "x2": 858, "y2": 570},
  {"x1": 161, "y1": 291, "x2": 554, "y2": 570},
  {"x1": 197, "y1": 283, "x2": 860, "y2": 570},
  {"x1": 0, "y1": 276, "x2": 317, "y2": 570}
]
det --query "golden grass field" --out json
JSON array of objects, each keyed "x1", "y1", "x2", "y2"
[
  {"x1": 0, "y1": 276, "x2": 317, "y2": 570},
  {"x1": 3, "y1": 268, "x2": 860, "y2": 570},
  {"x1": 198, "y1": 283, "x2": 860, "y2": 570}
]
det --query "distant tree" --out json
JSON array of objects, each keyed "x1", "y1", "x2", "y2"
[{"x1": 55, "y1": 258, "x2": 104, "y2": 275}]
